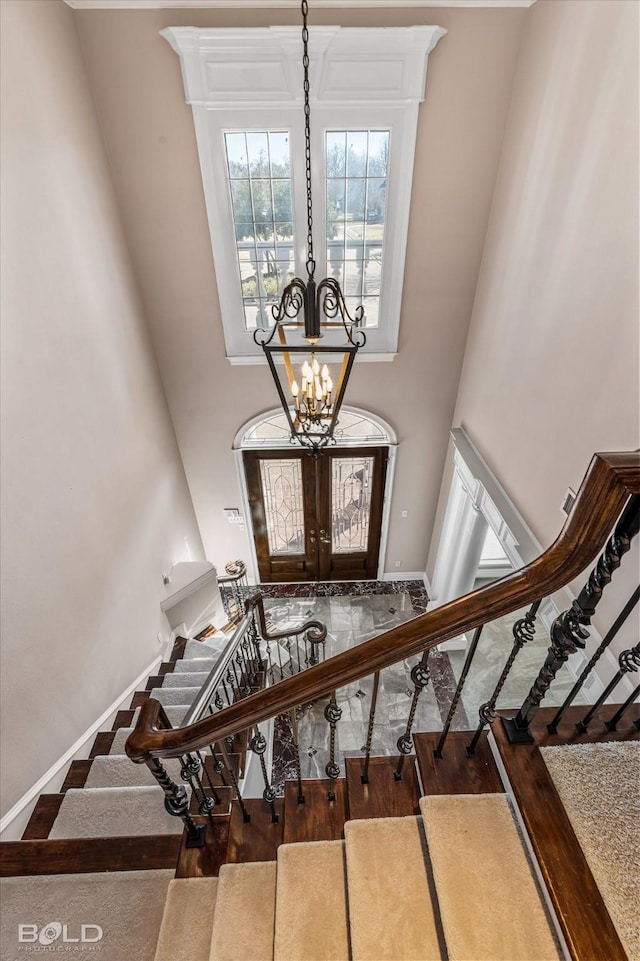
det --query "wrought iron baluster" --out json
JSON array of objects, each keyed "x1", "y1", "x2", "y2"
[
  {"x1": 324, "y1": 692, "x2": 342, "y2": 799},
  {"x1": 146, "y1": 757, "x2": 205, "y2": 847},
  {"x1": 219, "y1": 738, "x2": 250, "y2": 823},
  {"x1": 434, "y1": 626, "x2": 484, "y2": 759},
  {"x1": 207, "y1": 740, "x2": 228, "y2": 787},
  {"x1": 293, "y1": 633, "x2": 303, "y2": 673},
  {"x1": 180, "y1": 752, "x2": 216, "y2": 815},
  {"x1": 290, "y1": 707, "x2": 305, "y2": 803},
  {"x1": 196, "y1": 748, "x2": 222, "y2": 807},
  {"x1": 361, "y1": 671, "x2": 380, "y2": 784},
  {"x1": 221, "y1": 678, "x2": 231, "y2": 707},
  {"x1": 576, "y1": 644, "x2": 640, "y2": 733},
  {"x1": 249, "y1": 609, "x2": 264, "y2": 672},
  {"x1": 395, "y1": 655, "x2": 431, "y2": 779},
  {"x1": 503, "y1": 495, "x2": 640, "y2": 744},
  {"x1": 467, "y1": 603, "x2": 541, "y2": 755},
  {"x1": 547, "y1": 586, "x2": 640, "y2": 733},
  {"x1": 250, "y1": 726, "x2": 279, "y2": 822},
  {"x1": 604, "y1": 683, "x2": 640, "y2": 731}
]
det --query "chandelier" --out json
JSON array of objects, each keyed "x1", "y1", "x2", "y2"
[{"x1": 254, "y1": 0, "x2": 366, "y2": 452}]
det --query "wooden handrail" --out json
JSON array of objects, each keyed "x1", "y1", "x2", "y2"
[{"x1": 126, "y1": 451, "x2": 640, "y2": 763}]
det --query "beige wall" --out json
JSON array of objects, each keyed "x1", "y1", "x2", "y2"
[
  {"x1": 436, "y1": 0, "x2": 639, "y2": 650},
  {"x1": 0, "y1": 0, "x2": 204, "y2": 817},
  {"x1": 74, "y1": 4, "x2": 526, "y2": 576}
]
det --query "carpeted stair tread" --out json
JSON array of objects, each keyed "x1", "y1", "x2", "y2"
[
  {"x1": 274, "y1": 839, "x2": 349, "y2": 961},
  {"x1": 162, "y1": 672, "x2": 212, "y2": 688},
  {"x1": 154, "y1": 878, "x2": 218, "y2": 961},
  {"x1": 131, "y1": 705, "x2": 191, "y2": 727},
  {"x1": 173, "y1": 657, "x2": 217, "y2": 674},
  {"x1": 184, "y1": 638, "x2": 227, "y2": 660},
  {"x1": 344, "y1": 816, "x2": 444, "y2": 960},
  {"x1": 153, "y1": 686, "x2": 202, "y2": 706},
  {"x1": 49, "y1": 786, "x2": 184, "y2": 839},
  {"x1": 85, "y1": 754, "x2": 182, "y2": 789},
  {"x1": 209, "y1": 861, "x2": 276, "y2": 961},
  {"x1": 0, "y1": 869, "x2": 172, "y2": 961},
  {"x1": 110, "y1": 727, "x2": 136, "y2": 754},
  {"x1": 420, "y1": 794, "x2": 560, "y2": 961}
]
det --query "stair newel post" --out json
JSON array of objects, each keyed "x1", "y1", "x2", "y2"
[
  {"x1": 433, "y1": 626, "x2": 484, "y2": 759},
  {"x1": 467, "y1": 603, "x2": 541, "y2": 755},
  {"x1": 576, "y1": 644, "x2": 640, "y2": 733},
  {"x1": 361, "y1": 670, "x2": 381, "y2": 784},
  {"x1": 250, "y1": 725, "x2": 279, "y2": 823},
  {"x1": 324, "y1": 692, "x2": 343, "y2": 800},
  {"x1": 395, "y1": 655, "x2": 431, "y2": 780},
  {"x1": 219, "y1": 738, "x2": 251, "y2": 823},
  {"x1": 289, "y1": 707, "x2": 305, "y2": 804},
  {"x1": 307, "y1": 622, "x2": 327, "y2": 667},
  {"x1": 503, "y1": 495, "x2": 640, "y2": 744},
  {"x1": 547, "y1": 586, "x2": 640, "y2": 733},
  {"x1": 180, "y1": 752, "x2": 216, "y2": 815},
  {"x1": 146, "y1": 756, "x2": 206, "y2": 848},
  {"x1": 604, "y1": 682, "x2": 640, "y2": 731}
]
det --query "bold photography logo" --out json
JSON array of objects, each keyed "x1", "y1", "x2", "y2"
[{"x1": 18, "y1": 921, "x2": 103, "y2": 946}]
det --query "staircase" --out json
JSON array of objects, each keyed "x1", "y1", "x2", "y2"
[{"x1": 1, "y1": 450, "x2": 638, "y2": 961}]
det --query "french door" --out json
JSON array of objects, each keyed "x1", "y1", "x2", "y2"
[{"x1": 244, "y1": 447, "x2": 388, "y2": 582}]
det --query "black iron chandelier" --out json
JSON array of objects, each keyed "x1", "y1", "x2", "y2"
[{"x1": 254, "y1": 0, "x2": 366, "y2": 452}]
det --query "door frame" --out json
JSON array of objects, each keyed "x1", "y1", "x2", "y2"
[{"x1": 233, "y1": 406, "x2": 398, "y2": 584}]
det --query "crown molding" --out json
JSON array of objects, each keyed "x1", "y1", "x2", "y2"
[{"x1": 64, "y1": 0, "x2": 536, "y2": 9}]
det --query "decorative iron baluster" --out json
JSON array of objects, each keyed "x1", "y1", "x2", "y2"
[
  {"x1": 395, "y1": 656, "x2": 431, "y2": 779},
  {"x1": 146, "y1": 757, "x2": 205, "y2": 847},
  {"x1": 503, "y1": 495, "x2": 640, "y2": 744},
  {"x1": 250, "y1": 726, "x2": 279, "y2": 822},
  {"x1": 604, "y1": 683, "x2": 640, "y2": 731},
  {"x1": 180, "y1": 752, "x2": 216, "y2": 815},
  {"x1": 221, "y1": 678, "x2": 231, "y2": 707},
  {"x1": 576, "y1": 644, "x2": 640, "y2": 733},
  {"x1": 467, "y1": 603, "x2": 541, "y2": 755},
  {"x1": 248, "y1": 608, "x2": 264, "y2": 672},
  {"x1": 434, "y1": 627, "x2": 484, "y2": 759},
  {"x1": 324, "y1": 692, "x2": 342, "y2": 800},
  {"x1": 547, "y1": 586, "x2": 640, "y2": 733},
  {"x1": 361, "y1": 671, "x2": 381, "y2": 784},
  {"x1": 290, "y1": 707, "x2": 305, "y2": 804},
  {"x1": 207, "y1": 740, "x2": 228, "y2": 787},
  {"x1": 196, "y1": 748, "x2": 222, "y2": 807},
  {"x1": 219, "y1": 738, "x2": 250, "y2": 823}
]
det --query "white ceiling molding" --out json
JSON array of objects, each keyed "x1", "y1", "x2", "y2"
[{"x1": 64, "y1": 1, "x2": 537, "y2": 9}]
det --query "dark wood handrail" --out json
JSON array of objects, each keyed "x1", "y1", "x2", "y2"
[{"x1": 126, "y1": 451, "x2": 640, "y2": 763}]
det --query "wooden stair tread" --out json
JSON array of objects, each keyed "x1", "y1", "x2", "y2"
[
  {"x1": 345, "y1": 755, "x2": 421, "y2": 819},
  {"x1": 283, "y1": 778, "x2": 348, "y2": 844},
  {"x1": 225, "y1": 797, "x2": 285, "y2": 865},
  {"x1": 175, "y1": 816, "x2": 230, "y2": 879},
  {"x1": 0, "y1": 835, "x2": 181, "y2": 876},
  {"x1": 61, "y1": 759, "x2": 92, "y2": 792},
  {"x1": 22, "y1": 794, "x2": 64, "y2": 840},
  {"x1": 414, "y1": 730, "x2": 504, "y2": 794},
  {"x1": 494, "y1": 707, "x2": 630, "y2": 961}
]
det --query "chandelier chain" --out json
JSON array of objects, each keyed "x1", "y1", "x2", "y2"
[{"x1": 301, "y1": 0, "x2": 315, "y2": 278}]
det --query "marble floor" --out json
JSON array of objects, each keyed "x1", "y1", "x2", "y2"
[{"x1": 262, "y1": 583, "x2": 588, "y2": 790}]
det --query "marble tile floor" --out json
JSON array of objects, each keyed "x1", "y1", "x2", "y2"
[{"x1": 263, "y1": 587, "x2": 590, "y2": 793}]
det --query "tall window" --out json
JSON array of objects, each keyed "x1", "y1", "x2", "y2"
[{"x1": 162, "y1": 24, "x2": 445, "y2": 361}]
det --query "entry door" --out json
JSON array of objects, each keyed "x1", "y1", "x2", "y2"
[{"x1": 244, "y1": 447, "x2": 387, "y2": 582}]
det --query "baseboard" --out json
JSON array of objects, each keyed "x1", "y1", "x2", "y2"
[
  {"x1": 380, "y1": 571, "x2": 428, "y2": 584},
  {"x1": 0, "y1": 655, "x2": 162, "y2": 840}
]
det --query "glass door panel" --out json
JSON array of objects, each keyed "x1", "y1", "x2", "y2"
[
  {"x1": 259, "y1": 459, "x2": 305, "y2": 555},
  {"x1": 331, "y1": 455, "x2": 374, "y2": 553}
]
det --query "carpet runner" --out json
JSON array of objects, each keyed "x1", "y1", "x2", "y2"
[
  {"x1": 541, "y1": 740, "x2": 640, "y2": 961},
  {"x1": 147, "y1": 793, "x2": 559, "y2": 961}
]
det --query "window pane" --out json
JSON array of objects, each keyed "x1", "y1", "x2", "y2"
[
  {"x1": 225, "y1": 130, "x2": 294, "y2": 331},
  {"x1": 331, "y1": 456, "x2": 374, "y2": 553},
  {"x1": 325, "y1": 130, "x2": 389, "y2": 331},
  {"x1": 259, "y1": 459, "x2": 305, "y2": 555}
]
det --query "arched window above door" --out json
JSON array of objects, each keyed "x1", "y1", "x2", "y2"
[{"x1": 235, "y1": 406, "x2": 396, "y2": 450}]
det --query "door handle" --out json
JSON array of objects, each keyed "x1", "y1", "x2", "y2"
[{"x1": 319, "y1": 535, "x2": 331, "y2": 545}]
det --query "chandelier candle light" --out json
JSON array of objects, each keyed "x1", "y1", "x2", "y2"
[{"x1": 254, "y1": 0, "x2": 366, "y2": 452}]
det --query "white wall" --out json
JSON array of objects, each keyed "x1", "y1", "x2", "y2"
[
  {"x1": 0, "y1": 0, "x2": 205, "y2": 819},
  {"x1": 440, "y1": 0, "x2": 639, "y2": 656}
]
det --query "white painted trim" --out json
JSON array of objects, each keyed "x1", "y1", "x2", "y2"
[
  {"x1": 0, "y1": 655, "x2": 162, "y2": 839},
  {"x1": 66, "y1": 1, "x2": 536, "y2": 8},
  {"x1": 377, "y1": 444, "x2": 397, "y2": 579},
  {"x1": 381, "y1": 571, "x2": 428, "y2": 584},
  {"x1": 233, "y1": 404, "x2": 397, "y2": 450}
]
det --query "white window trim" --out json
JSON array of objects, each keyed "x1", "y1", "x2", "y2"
[{"x1": 162, "y1": 25, "x2": 446, "y2": 362}]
